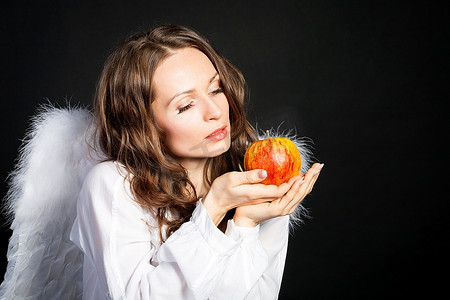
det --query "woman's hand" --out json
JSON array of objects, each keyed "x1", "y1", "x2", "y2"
[
  {"x1": 233, "y1": 163, "x2": 324, "y2": 227},
  {"x1": 202, "y1": 169, "x2": 295, "y2": 226}
]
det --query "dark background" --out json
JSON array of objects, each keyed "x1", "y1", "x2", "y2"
[{"x1": 0, "y1": 1, "x2": 447, "y2": 298}]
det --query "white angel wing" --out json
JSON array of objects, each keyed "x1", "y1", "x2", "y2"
[{"x1": 0, "y1": 105, "x2": 99, "y2": 299}]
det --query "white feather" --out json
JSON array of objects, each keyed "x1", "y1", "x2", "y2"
[{"x1": 0, "y1": 105, "x2": 99, "y2": 299}]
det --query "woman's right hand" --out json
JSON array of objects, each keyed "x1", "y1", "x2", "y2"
[{"x1": 202, "y1": 169, "x2": 294, "y2": 225}]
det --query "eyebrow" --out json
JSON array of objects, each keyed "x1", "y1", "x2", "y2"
[{"x1": 169, "y1": 73, "x2": 219, "y2": 102}]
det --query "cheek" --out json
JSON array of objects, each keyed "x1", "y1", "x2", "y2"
[
  {"x1": 163, "y1": 124, "x2": 184, "y2": 146},
  {"x1": 163, "y1": 120, "x2": 199, "y2": 153}
]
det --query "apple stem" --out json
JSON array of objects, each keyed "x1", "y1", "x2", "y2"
[{"x1": 266, "y1": 130, "x2": 270, "y2": 138}]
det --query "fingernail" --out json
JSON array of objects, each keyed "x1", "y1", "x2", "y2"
[
  {"x1": 313, "y1": 164, "x2": 324, "y2": 175},
  {"x1": 259, "y1": 170, "x2": 267, "y2": 179}
]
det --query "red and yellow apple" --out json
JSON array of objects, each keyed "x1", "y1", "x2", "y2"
[{"x1": 244, "y1": 131, "x2": 301, "y2": 185}]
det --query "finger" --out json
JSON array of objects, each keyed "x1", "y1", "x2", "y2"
[
  {"x1": 286, "y1": 174, "x2": 304, "y2": 186},
  {"x1": 306, "y1": 163, "x2": 324, "y2": 179},
  {"x1": 308, "y1": 164, "x2": 324, "y2": 188},
  {"x1": 305, "y1": 173, "x2": 320, "y2": 195},
  {"x1": 283, "y1": 178, "x2": 307, "y2": 213},
  {"x1": 299, "y1": 163, "x2": 322, "y2": 189},
  {"x1": 273, "y1": 176, "x2": 300, "y2": 195},
  {"x1": 283, "y1": 176, "x2": 305, "y2": 202},
  {"x1": 232, "y1": 169, "x2": 297, "y2": 201},
  {"x1": 240, "y1": 183, "x2": 292, "y2": 202},
  {"x1": 284, "y1": 164, "x2": 324, "y2": 212},
  {"x1": 304, "y1": 163, "x2": 324, "y2": 194},
  {"x1": 260, "y1": 175, "x2": 306, "y2": 217},
  {"x1": 233, "y1": 169, "x2": 268, "y2": 185},
  {"x1": 275, "y1": 177, "x2": 305, "y2": 213}
]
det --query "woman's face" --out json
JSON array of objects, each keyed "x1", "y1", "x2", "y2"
[{"x1": 151, "y1": 47, "x2": 231, "y2": 167}]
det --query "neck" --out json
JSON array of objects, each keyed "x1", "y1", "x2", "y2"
[{"x1": 179, "y1": 158, "x2": 209, "y2": 198}]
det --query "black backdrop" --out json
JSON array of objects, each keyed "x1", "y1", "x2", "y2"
[{"x1": 0, "y1": 1, "x2": 446, "y2": 298}]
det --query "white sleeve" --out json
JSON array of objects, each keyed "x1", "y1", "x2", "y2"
[
  {"x1": 70, "y1": 162, "x2": 242, "y2": 300},
  {"x1": 210, "y1": 216, "x2": 290, "y2": 300},
  {"x1": 247, "y1": 216, "x2": 290, "y2": 299}
]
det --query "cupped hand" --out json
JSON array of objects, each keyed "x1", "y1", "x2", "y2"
[
  {"x1": 202, "y1": 169, "x2": 295, "y2": 225},
  {"x1": 233, "y1": 163, "x2": 324, "y2": 227}
]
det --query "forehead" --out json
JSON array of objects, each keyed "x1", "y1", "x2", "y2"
[{"x1": 153, "y1": 48, "x2": 217, "y2": 99}]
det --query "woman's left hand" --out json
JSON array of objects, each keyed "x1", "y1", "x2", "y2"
[{"x1": 233, "y1": 163, "x2": 324, "y2": 227}]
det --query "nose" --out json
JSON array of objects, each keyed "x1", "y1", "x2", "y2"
[{"x1": 202, "y1": 96, "x2": 223, "y2": 121}]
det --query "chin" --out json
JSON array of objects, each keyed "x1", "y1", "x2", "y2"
[{"x1": 208, "y1": 138, "x2": 231, "y2": 158}]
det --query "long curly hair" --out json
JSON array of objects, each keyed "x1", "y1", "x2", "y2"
[{"x1": 94, "y1": 25, "x2": 257, "y2": 240}]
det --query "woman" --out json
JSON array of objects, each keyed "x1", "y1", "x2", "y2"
[{"x1": 70, "y1": 24, "x2": 323, "y2": 299}]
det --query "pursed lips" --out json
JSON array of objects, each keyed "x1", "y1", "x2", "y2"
[{"x1": 205, "y1": 125, "x2": 227, "y2": 140}]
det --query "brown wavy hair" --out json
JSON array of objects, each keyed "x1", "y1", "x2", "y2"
[{"x1": 94, "y1": 25, "x2": 257, "y2": 241}]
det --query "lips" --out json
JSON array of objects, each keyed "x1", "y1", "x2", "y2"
[{"x1": 205, "y1": 125, "x2": 228, "y2": 141}]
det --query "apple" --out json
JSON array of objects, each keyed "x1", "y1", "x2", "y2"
[{"x1": 244, "y1": 131, "x2": 301, "y2": 185}]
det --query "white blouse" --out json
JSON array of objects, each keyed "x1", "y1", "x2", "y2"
[{"x1": 70, "y1": 161, "x2": 290, "y2": 300}]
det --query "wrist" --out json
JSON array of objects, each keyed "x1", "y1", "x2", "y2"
[
  {"x1": 201, "y1": 194, "x2": 228, "y2": 226},
  {"x1": 233, "y1": 215, "x2": 259, "y2": 228}
]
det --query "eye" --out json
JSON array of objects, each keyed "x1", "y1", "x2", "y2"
[
  {"x1": 210, "y1": 87, "x2": 224, "y2": 95},
  {"x1": 178, "y1": 101, "x2": 194, "y2": 114}
]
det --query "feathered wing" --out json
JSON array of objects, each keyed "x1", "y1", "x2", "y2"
[
  {"x1": 0, "y1": 106, "x2": 99, "y2": 299},
  {"x1": 256, "y1": 128, "x2": 316, "y2": 228}
]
